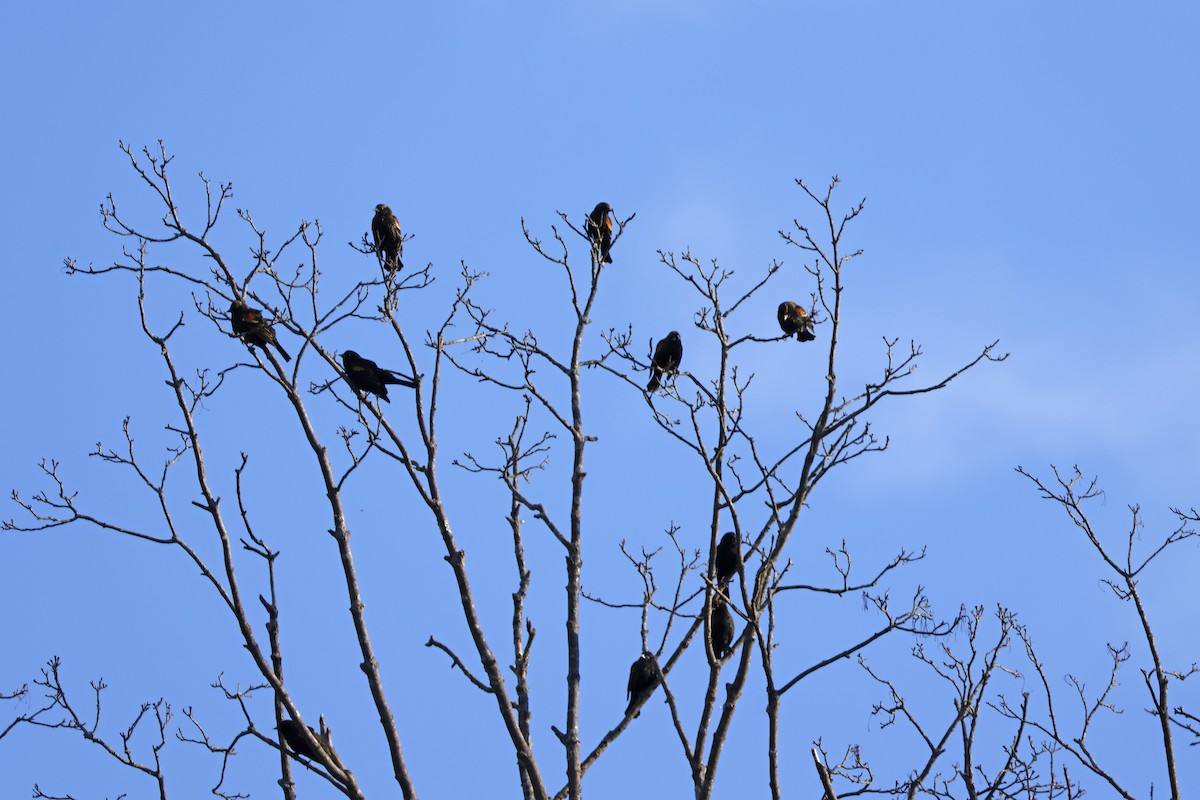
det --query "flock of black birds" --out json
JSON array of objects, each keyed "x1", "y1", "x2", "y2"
[
  {"x1": 589, "y1": 200, "x2": 814, "y2": 394},
  {"x1": 228, "y1": 201, "x2": 815, "y2": 408},
  {"x1": 229, "y1": 203, "x2": 805, "y2": 755},
  {"x1": 228, "y1": 204, "x2": 420, "y2": 407},
  {"x1": 626, "y1": 531, "x2": 743, "y2": 717},
  {"x1": 230, "y1": 294, "x2": 417, "y2": 405},
  {"x1": 643, "y1": 298, "x2": 815, "y2": 393}
]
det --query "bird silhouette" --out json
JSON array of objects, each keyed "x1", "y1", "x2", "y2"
[
  {"x1": 341, "y1": 350, "x2": 416, "y2": 403},
  {"x1": 777, "y1": 301, "x2": 816, "y2": 342},
  {"x1": 646, "y1": 331, "x2": 682, "y2": 393},
  {"x1": 230, "y1": 299, "x2": 291, "y2": 362},
  {"x1": 714, "y1": 532, "x2": 741, "y2": 586},
  {"x1": 711, "y1": 599, "x2": 735, "y2": 660},
  {"x1": 586, "y1": 201, "x2": 614, "y2": 264},
  {"x1": 372, "y1": 203, "x2": 404, "y2": 272},
  {"x1": 278, "y1": 719, "x2": 327, "y2": 763},
  {"x1": 626, "y1": 651, "x2": 659, "y2": 717}
]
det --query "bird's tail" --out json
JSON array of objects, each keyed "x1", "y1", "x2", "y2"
[
  {"x1": 275, "y1": 342, "x2": 292, "y2": 362},
  {"x1": 647, "y1": 371, "x2": 661, "y2": 393},
  {"x1": 384, "y1": 370, "x2": 417, "y2": 389}
]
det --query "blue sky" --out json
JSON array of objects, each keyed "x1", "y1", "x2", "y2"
[{"x1": 2, "y1": 2, "x2": 1198, "y2": 798}]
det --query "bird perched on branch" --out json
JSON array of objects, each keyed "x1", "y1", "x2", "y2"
[
  {"x1": 777, "y1": 301, "x2": 816, "y2": 342},
  {"x1": 626, "y1": 651, "x2": 659, "y2": 717},
  {"x1": 714, "y1": 532, "x2": 741, "y2": 586},
  {"x1": 230, "y1": 299, "x2": 291, "y2": 362},
  {"x1": 646, "y1": 331, "x2": 682, "y2": 393},
  {"x1": 711, "y1": 599, "x2": 735, "y2": 660},
  {"x1": 372, "y1": 203, "x2": 404, "y2": 272},
  {"x1": 586, "y1": 202, "x2": 614, "y2": 264},
  {"x1": 341, "y1": 350, "x2": 416, "y2": 403},
  {"x1": 279, "y1": 719, "x2": 327, "y2": 763}
]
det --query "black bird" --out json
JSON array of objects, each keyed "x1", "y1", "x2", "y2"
[
  {"x1": 711, "y1": 599, "x2": 735, "y2": 660},
  {"x1": 714, "y1": 532, "x2": 741, "y2": 586},
  {"x1": 646, "y1": 331, "x2": 683, "y2": 393},
  {"x1": 777, "y1": 301, "x2": 816, "y2": 342},
  {"x1": 585, "y1": 202, "x2": 614, "y2": 264},
  {"x1": 372, "y1": 203, "x2": 404, "y2": 272},
  {"x1": 278, "y1": 719, "x2": 326, "y2": 763},
  {"x1": 341, "y1": 350, "x2": 416, "y2": 403},
  {"x1": 626, "y1": 651, "x2": 659, "y2": 717},
  {"x1": 230, "y1": 299, "x2": 291, "y2": 362}
]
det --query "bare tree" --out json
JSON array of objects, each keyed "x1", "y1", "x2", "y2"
[
  {"x1": 998, "y1": 466, "x2": 1200, "y2": 800},
  {"x1": 804, "y1": 465, "x2": 1200, "y2": 800},
  {"x1": 4, "y1": 143, "x2": 1025, "y2": 799}
]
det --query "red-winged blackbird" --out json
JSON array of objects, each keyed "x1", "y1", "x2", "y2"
[
  {"x1": 230, "y1": 300, "x2": 291, "y2": 362},
  {"x1": 714, "y1": 532, "x2": 741, "y2": 586},
  {"x1": 341, "y1": 350, "x2": 416, "y2": 403},
  {"x1": 278, "y1": 719, "x2": 327, "y2": 763},
  {"x1": 646, "y1": 331, "x2": 682, "y2": 393},
  {"x1": 586, "y1": 202, "x2": 614, "y2": 264},
  {"x1": 626, "y1": 651, "x2": 659, "y2": 717},
  {"x1": 777, "y1": 301, "x2": 816, "y2": 342},
  {"x1": 372, "y1": 203, "x2": 404, "y2": 272},
  {"x1": 711, "y1": 599, "x2": 735, "y2": 660}
]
